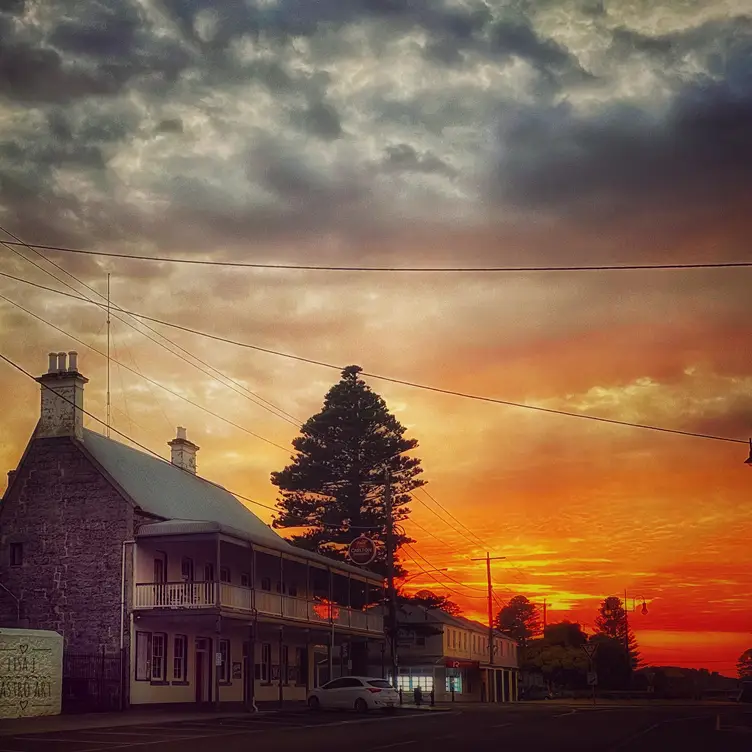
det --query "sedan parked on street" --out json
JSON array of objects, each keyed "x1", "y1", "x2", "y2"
[{"x1": 308, "y1": 676, "x2": 399, "y2": 712}]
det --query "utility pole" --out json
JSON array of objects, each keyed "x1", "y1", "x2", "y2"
[
  {"x1": 471, "y1": 553, "x2": 506, "y2": 668},
  {"x1": 384, "y1": 467, "x2": 398, "y2": 687},
  {"x1": 543, "y1": 598, "x2": 547, "y2": 631},
  {"x1": 106, "y1": 272, "x2": 111, "y2": 437}
]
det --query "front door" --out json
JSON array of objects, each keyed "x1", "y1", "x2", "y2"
[{"x1": 195, "y1": 638, "x2": 212, "y2": 703}]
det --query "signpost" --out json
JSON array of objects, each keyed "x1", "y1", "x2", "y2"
[
  {"x1": 581, "y1": 644, "x2": 598, "y2": 705},
  {"x1": 348, "y1": 536, "x2": 377, "y2": 566}
]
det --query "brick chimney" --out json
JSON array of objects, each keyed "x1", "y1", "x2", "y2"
[
  {"x1": 168, "y1": 427, "x2": 199, "y2": 474},
  {"x1": 35, "y1": 351, "x2": 88, "y2": 440}
]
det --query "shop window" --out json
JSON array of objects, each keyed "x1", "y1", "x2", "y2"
[{"x1": 446, "y1": 674, "x2": 462, "y2": 693}]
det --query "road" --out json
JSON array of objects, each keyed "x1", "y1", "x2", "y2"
[{"x1": 1, "y1": 704, "x2": 750, "y2": 752}]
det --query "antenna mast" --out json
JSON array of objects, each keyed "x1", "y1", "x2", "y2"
[{"x1": 106, "y1": 272, "x2": 111, "y2": 437}]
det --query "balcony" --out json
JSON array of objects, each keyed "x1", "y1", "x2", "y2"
[{"x1": 134, "y1": 582, "x2": 384, "y2": 635}]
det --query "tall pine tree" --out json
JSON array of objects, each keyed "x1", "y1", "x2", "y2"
[
  {"x1": 594, "y1": 596, "x2": 640, "y2": 670},
  {"x1": 271, "y1": 365, "x2": 425, "y2": 576}
]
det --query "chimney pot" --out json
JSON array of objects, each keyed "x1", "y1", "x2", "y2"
[
  {"x1": 57, "y1": 352, "x2": 67, "y2": 372},
  {"x1": 47, "y1": 353, "x2": 57, "y2": 373},
  {"x1": 7, "y1": 469, "x2": 16, "y2": 485},
  {"x1": 68, "y1": 351, "x2": 78, "y2": 372},
  {"x1": 168, "y1": 427, "x2": 198, "y2": 474},
  {"x1": 36, "y1": 350, "x2": 88, "y2": 439}
]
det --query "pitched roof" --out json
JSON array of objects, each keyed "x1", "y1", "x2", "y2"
[
  {"x1": 395, "y1": 602, "x2": 516, "y2": 642},
  {"x1": 81, "y1": 429, "x2": 381, "y2": 581},
  {"x1": 82, "y1": 428, "x2": 283, "y2": 545}
]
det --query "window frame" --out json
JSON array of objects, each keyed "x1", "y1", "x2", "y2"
[
  {"x1": 9, "y1": 543, "x2": 23, "y2": 567},
  {"x1": 173, "y1": 634, "x2": 188, "y2": 683},
  {"x1": 261, "y1": 643, "x2": 272, "y2": 683},
  {"x1": 151, "y1": 632, "x2": 168, "y2": 683},
  {"x1": 135, "y1": 631, "x2": 152, "y2": 681},
  {"x1": 240, "y1": 572, "x2": 251, "y2": 588},
  {"x1": 261, "y1": 577, "x2": 272, "y2": 592},
  {"x1": 220, "y1": 566, "x2": 231, "y2": 584},
  {"x1": 181, "y1": 557, "x2": 194, "y2": 581},
  {"x1": 281, "y1": 644, "x2": 289, "y2": 685},
  {"x1": 218, "y1": 639, "x2": 231, "y2": 684}
]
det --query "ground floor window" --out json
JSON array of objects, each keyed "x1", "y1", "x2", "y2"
[
  {"x1": 446, "y1": 672, "x2": 463, "y2": 694},
  {"x1": 218, "y1": 639, "x2": 231, "y2": 683},
  {"x1": 173, "y1": 634, "x2": 188, "y2": 681},
  {"x1": 152, "y1": 633, "x2": 167, "y2": 681},
  {"x1": 135, "y1": 632, "x2": 151, "y2": 681},
  {"x1": 394, "y1": 669, "x2": 434, "y2": 693}
]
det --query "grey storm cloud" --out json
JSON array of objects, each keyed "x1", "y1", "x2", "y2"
[
  {"x1": 0, "y1": 0, "x2": 750, "y2": 269},
  {"x1": 490, "y1": 16, "x2": 752, "y2": 220}
]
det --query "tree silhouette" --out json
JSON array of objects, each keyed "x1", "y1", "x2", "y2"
[
  {"x1": 738, "y1": 648, "x2": 752, "y2": 680},
  {"x1": 403, "y1": 589, "x2": 461, "y2": 616},
  {"x1": 496, "y1": 595, "x2": 541, "y2": 647},
  {"x1": 271, "y1": 365, "x2": 425, "y2": 577},
  {"x1": 594, "y1": 596, "x2": 640, "y2": 671}
]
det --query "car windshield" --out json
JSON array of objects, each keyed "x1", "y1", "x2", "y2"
[{"x1": 367, "y1": 680, "x2": 393, "y2": 689}]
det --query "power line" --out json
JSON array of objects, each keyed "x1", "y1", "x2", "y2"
[
  {"x1": 1, "y1": 268, "x2": 746, "y2": 446},
  {"x1": 418, "y1": 486, "x2": 487, "y2": 548},
  {"x1": 3, "y1": 239, "x2": 752, "y2": 272},
  {"x1": 1, "y1": 279, "x2": 493, "y2": 550},
  {"x1": 0, "y1": 291, "x2": 291, "y2": 453},
  {"x1": 0, "y1": 350, "x2": 282, "y2": 517},
  {"x1": 403, "y1": 543, "x2": 487, "y2": 594},
  {"x1": 0, "y1": 230, "x2": 302, "y2": 430},
  {"x1": 408, "y1": 491, "x2": 481, "y2": 548},
  {"x1": 401, "y1": 545, "x2": 486, "y2": 600}
]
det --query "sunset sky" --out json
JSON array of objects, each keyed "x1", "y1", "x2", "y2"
[{"x1": 1, "y1": 0, "x2": 751, "y2": 676}]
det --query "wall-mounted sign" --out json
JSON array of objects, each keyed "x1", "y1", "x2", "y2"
[
  {"x1": 232, "y1": 662, "x2": 242, "y2": 680},
  {"x1": 0, "y1": 629, "x2": 63, "y2": 719},
  {"x1": 348, "y1": 536, "x2": 377, "y2": 566}
]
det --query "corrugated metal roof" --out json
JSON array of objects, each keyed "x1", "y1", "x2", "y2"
[{"x1": 81, "y1": 429, "x2": 382, "y2": 582}]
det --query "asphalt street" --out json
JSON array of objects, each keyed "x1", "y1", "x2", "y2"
[{"x1": 0, "y1": 704, "x2": 749, "y2": 752}]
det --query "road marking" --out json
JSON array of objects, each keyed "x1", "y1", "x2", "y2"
[
  {"x1": 608, "y1": 714, "x2": 711, "y2": 751},
  {"x1": 11, "y1": 737, "x2": 106, "y2": 745},
  {"x1": 370, "y1": 741, "x2": 417, "y2": 750},
  {"x1": 554, "y1": 710, "x2": 578, "y2": 717}
]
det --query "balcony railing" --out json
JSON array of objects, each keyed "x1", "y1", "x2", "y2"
[{"x1": 134, "y1": 582, "x2": 383, "y2": 634}]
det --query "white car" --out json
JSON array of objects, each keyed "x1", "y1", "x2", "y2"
[{"x1": 307, "y1": 676, "x2": 400, "y2": 712}]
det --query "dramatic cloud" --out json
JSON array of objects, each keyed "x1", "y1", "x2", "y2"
[{"x1": 1, "y1": 0, "x2": 751, "y2": 675}]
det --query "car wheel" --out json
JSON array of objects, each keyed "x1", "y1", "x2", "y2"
[
  {"x1": 308, "y1": 696, "x2": 320, "y2": 711},
  {"x1": 354, "y1": 698, "x2": 368, "y2": 713}
]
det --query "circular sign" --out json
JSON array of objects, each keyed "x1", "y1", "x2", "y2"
[{"x1": 348, "y1": 536, "x2": 377, "y2": 566}]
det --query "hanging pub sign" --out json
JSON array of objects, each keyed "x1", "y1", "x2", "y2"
[{"x1": 348, "y1": 536, "x2": 377, "y2": 566}]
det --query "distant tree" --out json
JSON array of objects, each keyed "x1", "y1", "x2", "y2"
[
  {"x1": 544, "y1": 620, "x2": 588, "y2": 648},
  {"x1": 496, "y1": 595, "x2": 541, "y2": 647},
  {"x1": 738, "y1": 649, "x2": 752, "y2": 680},
  {"x1": 522, "y1": 621, "x2": 589, "y2": 691},
  {"x1": 590, "y1": 634, "x2": 632, "y2": 690},
  {"x1": 594, "y1": 596, "x2": 640, "y2": 669},
  {"x1": 272, "y1": 365, "x2": 425, "y2": 577},
  {"x1": 402, "y1": 589, "x2": 462, "y2": 616}
]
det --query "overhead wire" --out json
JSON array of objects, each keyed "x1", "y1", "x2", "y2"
[
  {"x1": 417, "y1": 486, "x2": 487, "y2": 548},
  {"x1": 0, "y1": 226, "x2": 302, "y2": 429},
  {"x1": 3, "y1": 239, "x2": 751, "y2": 272},
  {"x1": 0, "y1": 269, "x2": 743, "y2": 447},
  {"x1": 0, "y1": 291, "x2": 291, "y2": 452}
]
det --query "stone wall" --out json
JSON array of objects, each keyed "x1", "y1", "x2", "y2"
[{"x1": 0, "y1": 436, "x2": 144, "y2": 653}]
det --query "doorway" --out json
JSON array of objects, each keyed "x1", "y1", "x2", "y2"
[{"x1": 195, "y1": 637, "x2": 212, "y2": 704}]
